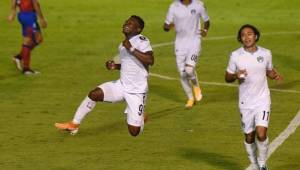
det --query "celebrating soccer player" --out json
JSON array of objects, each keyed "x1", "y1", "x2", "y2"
[
  {"x1": 163, "y1": 0, "x2": 210, "y2": 108},
  {"x1": 8, "y1": 0, "x2": 47, "y2": 75},
  {"x1": 55, "y1": 15, "x2": 154, "y2": 137},
  {"x1": 225, "y1": 24, "x2": 283, "y2": 170}
]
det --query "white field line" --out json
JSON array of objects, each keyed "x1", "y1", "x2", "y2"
[
  {"x1": 245, "y1": 110, "x2": 300, "y2": 170},
  {"x1": 149, "y1": 73, "x2": 300, "y2": 94},
  {"x1": 152, "y1": 31, "x2": 300, "y2": 48}
]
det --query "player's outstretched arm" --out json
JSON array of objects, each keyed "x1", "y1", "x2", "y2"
[
  {"x1": 7, "y1": 0, "x2": 17, "y2": 22},
  {"x1": 33, "y1": 0, "x2": 47, "y2": 28},
  {"x1": 267, "y1": 69, "x2": 283, "y2": 81}
]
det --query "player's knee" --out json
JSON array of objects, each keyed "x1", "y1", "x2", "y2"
[
  {"x1": 23, "y1": 37, "x2": 33, "y2": 46},
  {"x1": 129, "y1": 130, "x2": 140, "y2": 137},
  {"x1": 36, "y1": 35, "x2": 43, "y2": 44},
  {"x1": 179, "y1": 70, "x2": 187, "y2": 79},
  {"x1": 88, "y1": 88, "x2": 104, "y2": 102},
  {"x1": 128, "y1": 125, "x2": 141, "y2": 137},
  {"x1": 256, "y1": 126, "x2": 267, "y2": 141},
  {"x1": 185, "y1": 66, "x2": 195, "y2": 78},
  {"x1": 245, "y1": 132, "x2": 255, "y2": 143},
  {"x1": 256, "y1": 134, "x2": 267, "y2": 142}
]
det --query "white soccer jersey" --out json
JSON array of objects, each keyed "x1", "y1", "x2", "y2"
[
  {"x1": 165, "y1": 0, "x2": 209, "y2": 50},
  {"x1": 226, "y1": 46, "x2": 273, "y2": 109},
  {"x1": 119, "y1": 34, "x2": 152, "y2": 93}
]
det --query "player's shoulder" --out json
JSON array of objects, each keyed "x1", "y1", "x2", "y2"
[
  {"x1": 195, "y1": 0, "x2": 205, "y2": 6},
  {"x1": 257, "y1": 46, "x2": 271, "y2": 55},
  {"x1": 170, "y1": 0, "x2": 181, "y2": 8},
  {"x1": 131, "y1": 34, "x2": 152, "y2": 51},
  {"x1": 231, "y1": 47, "x2": 244, "y2": 57},
  {"x1": 136, "y1": 34, "x2": 150, "y2": 42},
  {"x1": 131, "y1": 34, "x2": 151, "y2": 45}
]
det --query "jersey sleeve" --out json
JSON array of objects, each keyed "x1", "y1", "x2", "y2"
[
  {"x1": 266, "y1": 50, "x2": 273, "y2": 70},
  {"x1": 136, "y1": 36, "x2": 152, "y2": 53},
  {"x1": 165, "y1": 5, "x2": 174, "y2": 24},
  {"x1": 199, "y1": 4, "x2": 210, "y2": 22},
  {"x1": 226, "y1": 53, "x2": 237, "y2": 74}
]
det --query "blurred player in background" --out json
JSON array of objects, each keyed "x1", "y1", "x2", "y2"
[
  {"x1": 55, "y1": 15, "x2": 154, "y2": 137},
  {"x1": 8, "y1": 0, "x2": 47, "y2": 75},
  {"x1": 163, "y1": 0, "x2": 210, "y2": 108},
  {"x1": 225, "y1": 24, "x2": 283, "y2": 170}
]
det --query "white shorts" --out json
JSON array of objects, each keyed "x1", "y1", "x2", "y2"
[
  {"x1": 98, "y1": 80, "x2": 147, "y2": 127},
  {"x1": 175, "y1": 39, "x2": 201, "y2": 69},
  {"x1": 176, "y1": 50, "x2": 200, "y2": 70},
  {"x1": 240, "y1": 105, "x2": 271, "y2": 134}
]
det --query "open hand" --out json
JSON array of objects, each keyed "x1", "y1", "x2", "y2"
[
  {"x1": 200, "y1": 29, "x2": 208, "y2": 37},
  {"x1": 237, "y1": 69, "x2": 247, "y2": 79},
  {"x1": 40, "y1": 19, "x2": 47, "y2": 28},
  {"x1": 7, "y1": 14, "x2": 15, "y2": 22},
  {"x1": 237, "y1": 69, "x2": 247, "y2": 84},
  {"x1": 106, "y1": 60, "x2": 116, "y2": 70}
]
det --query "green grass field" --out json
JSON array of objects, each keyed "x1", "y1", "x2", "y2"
[{"x1": 1, "y1": 0, "x2": 300, "y2": 169}]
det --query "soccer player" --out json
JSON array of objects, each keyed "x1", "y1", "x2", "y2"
[
  {"x1": 7, "y1": 0, "x2": 47, "y2": 75},
  {"x1": 55, "y1": 15, "x2": 154, "y2": 137},
  {"x1": 163, "y1": 0, "x2": 210, "y2": 108},
  {"x1": 225, "y1": 24, "x2": 283, "y2": 170}
]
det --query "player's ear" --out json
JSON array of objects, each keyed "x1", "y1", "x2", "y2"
[
  {"x1": 255, "y1": 34, "x2": 260, "y2": 42},
  {"x1": 137, "y1": 28, "x2": 142, "y2": 33}
]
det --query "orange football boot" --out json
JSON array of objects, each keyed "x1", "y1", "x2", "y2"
[
  {"x1": 193, "y1": 86, "x2": 203, "y2": 101},
  {"x1": 55, "y1": 121, "x2": 79, "y2": 135},
  {"x1": 185, "y1": 98, "x2": 195, "y2": 109}
]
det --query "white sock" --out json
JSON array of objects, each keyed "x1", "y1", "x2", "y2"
[
  {"x1": 139, "y1": 118, "x2": 145, "y2": 135},
  {"x1": 190, "y1": 70, "x2": 200, "y2": 87},
  {"x1": 180, "y1": 73, "x2": 193, "y2": 99},
  {"x1": 244, "y1": 141, "x2": 258, "y2": 164},
  {"x1": 72, "y1": 96, "x2": 96, "y2": 124},
  {"x1": 257, "y1": 137, "x2": 269, "y2": 167}
]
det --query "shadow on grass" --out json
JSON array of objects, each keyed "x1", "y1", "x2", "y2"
[
  {"x1": 79, "y1": 105, "x2": 183, "y2": 136},
  {"x1": 150, "y1": 83, "x2": 183, "y2": 103},
  {"x1": 179, "y1": 148, "x2": 242, "y2": 170},
  {"x1": 149, "y1": 105, "x2": 183, "y2": 120}
]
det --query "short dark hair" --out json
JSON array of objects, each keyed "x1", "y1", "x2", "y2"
[
  {"x1": 131, "y1": 15, "x2": 145, "y2": 32},
  {"x1": 237, "y1": 24, "x2": 260, "y2": 43}
]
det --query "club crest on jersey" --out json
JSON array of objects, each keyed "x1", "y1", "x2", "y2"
[
  {"x1": 191, "y1": 9, "x2": 196, "y2": 15},
  {"x1": 257, "y1": 56, "x2": 264, "y2": 63},
  {"x1": 139, "y1": 36, "x2": 147, "y2": 41}
]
